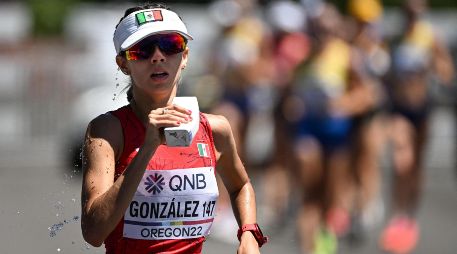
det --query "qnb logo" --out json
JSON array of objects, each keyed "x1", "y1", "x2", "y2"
[{"x1": 144, "y1": 173, "x2": 165, "y2": 194}]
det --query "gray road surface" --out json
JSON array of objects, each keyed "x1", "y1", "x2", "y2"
[{"x1": 0, "y1": 108, "x2": 456, "y2": 254}]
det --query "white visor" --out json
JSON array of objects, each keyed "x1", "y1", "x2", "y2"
[{"x1": 113, "y1": 8, "x2": 193, "y2": 54}]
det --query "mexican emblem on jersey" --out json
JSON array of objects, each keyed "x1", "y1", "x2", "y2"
[{"x1": 197, "y1": 143, "x2": 210, "y2": 158}]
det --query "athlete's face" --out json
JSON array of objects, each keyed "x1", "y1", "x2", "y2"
[{"x1": 117, "y1": 33, "x2": 189, "y2": 97}]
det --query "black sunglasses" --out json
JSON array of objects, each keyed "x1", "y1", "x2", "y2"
[{"x1": 125, "y1": 33, "x2": 187, "y2": 60}]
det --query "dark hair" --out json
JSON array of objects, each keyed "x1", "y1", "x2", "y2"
[{"x1": 116, "y1": 3, "x2": 172, "y2": 102}]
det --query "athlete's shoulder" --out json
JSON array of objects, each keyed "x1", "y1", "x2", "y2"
[
  {"x1": 90, "y1": 111, "x2": 121, "y2": 129},
  {"x1": 202, "y1": 113, "x2": 231, "y2": 137},
  {"x1": 87, "y1": 112, "x2": 123, "y2": 140},
  {"x1": 85, "y1": 112, "x2": 124, "y2": 158},
  {"x1": 202, "y1": 113, "x2": 234, "y2": 155},
  {"x1": 89, "y1": 104, "x2": 129, "y2": 129}
]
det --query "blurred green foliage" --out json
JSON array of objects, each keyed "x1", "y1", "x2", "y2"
[
  {"x1": 26, "y1": 0, "x2": 76, "y2": 37},
  {"x1": 381, "y1": 0, "x2": 457, "y2": 8},
  {"x1": 24, "y1": 0, "x2": 456, "y2": 38},
  {"x1": 330, "y1": 0, "x2": 457, "y2": 12}
]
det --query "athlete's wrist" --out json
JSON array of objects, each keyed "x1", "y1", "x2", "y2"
[
  {"x1": 239, "y1": 230, "x2": 258, "y2": 249},
  {"x1": 240, "y1": 230, "x2": 257, "y2": 241},
  {"x1": 237, "y1": 223, "x2": 268, "y2": 248}
]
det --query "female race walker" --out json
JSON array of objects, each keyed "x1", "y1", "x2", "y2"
[{"x1": 80, "y1": 3, "x2": 267, "y2": 254}]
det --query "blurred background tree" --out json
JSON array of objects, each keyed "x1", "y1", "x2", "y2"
[
  {"x1": 74, "y1": 0, "x2": 457, "y2": 8},
  {"x1": 26, "y1": 0, "x2": 76, "y2": 37},
  {"x1": 24, "y1": 0, "x2": 457, "y2": 37},
  {"x1": 330, "y1": 0, "x2": 457, "y2": 11},
  {"x1": 381, "y1": 0, "x2": 457, "y2": 8}
]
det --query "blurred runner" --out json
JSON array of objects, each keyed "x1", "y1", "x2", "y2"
[
  {"x1": 345, "y1": 0, "x2": 390, "y2": 242},
  {"x1": 259, "y1": 0, "x2": 311, "y2": 230},
  {"x1": 281, "y1": 3, "x2": 378, "y2": 253},
  {"x1": 381, "y1": 0, "x2": 455, "y2": 253},
  {"x1": 205, "y1": 0, "x2": 278, "y2": 243}
]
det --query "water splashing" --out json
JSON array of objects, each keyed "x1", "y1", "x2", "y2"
[
  {"x1": 48, "y1": 216, "x2": 80, "y2": 237},
  {"x1": 49, "y1": 222, "x2": 64, "y2": 237}
]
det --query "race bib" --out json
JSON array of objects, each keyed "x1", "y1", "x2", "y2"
[{"x1": 123, "y1": 167, "x2": 219, "y2": 240}]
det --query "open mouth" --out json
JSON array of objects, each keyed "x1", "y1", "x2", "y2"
[{"x1": 150, "y1": 72, "x2": 169, "y2": 79}]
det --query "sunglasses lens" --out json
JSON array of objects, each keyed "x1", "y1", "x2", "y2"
[
  {"x1": 125, "y1": 34, "x2": 186, "y2": 60},
  {"x1": 158, "y1": 34, "x2": 186, "y2": 55},
  {"x1": 125, "y1": 50, "x2": 148, "y2": 61}
]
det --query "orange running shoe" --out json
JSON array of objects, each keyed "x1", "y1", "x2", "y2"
[{"x1": 379, "y1": 215, "x2": 419, "y2": 254}]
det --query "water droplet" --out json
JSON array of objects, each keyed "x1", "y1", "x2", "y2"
[
  {"x1": 49, "y1": 222, "x2": 64, "y2": 237},
  {"x1": 57, "y1": 248, "x2": 61, "y2": 252},
  {"x1": 54, "y1": 201, "x2": 64, "y2": 210}
]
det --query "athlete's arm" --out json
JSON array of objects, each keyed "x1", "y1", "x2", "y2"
[
  {"x1": 80, "y1": 113, "x2": 159, "y2": 247},
  {"x1": 432, "y1": 38, "x2": 455, "y2": 85},
  {"x1": 81, "y1": 106, "x2": 190, "y2": 247},
  {"x1": 206, "y1": 114, "x2": 260, "y2": 253},
  {"x1": 329, "y1": 48, "x2": 379, "y2": 116}
]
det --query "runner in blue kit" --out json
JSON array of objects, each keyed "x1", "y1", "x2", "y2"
[{"x1": 80, "y1": 3, "x2": 267, "y2": 254}]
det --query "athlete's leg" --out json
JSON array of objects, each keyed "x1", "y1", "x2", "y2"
[
  {"x1": 261, "y1": 163, "x2": 292, "y2": 227},
  {"x1": 390, "y1": 114, "x2": 427, "y2": 214},
  {"x1": 380, "y1": 114, "x2": 426, "y2": 253},
  {"x1": 352, "y1": 114, "x2": 386, "y2": 230},
  {"x1": 295, "y1": 137, "x2": 325, "y2": 253},
  {"x1": 326, "y1": 148, "x2": 353, "y2": 237}
]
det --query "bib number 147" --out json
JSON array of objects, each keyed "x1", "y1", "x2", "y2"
[{"x1": 202, "y1": 201, "x2": 216, "y2": 217}]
